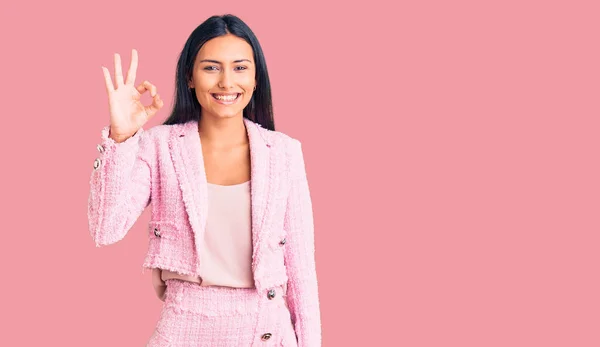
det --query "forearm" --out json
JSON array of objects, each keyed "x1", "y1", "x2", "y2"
[{"x1": 152, "y1": 268, "x2": 166, "y2": 302}]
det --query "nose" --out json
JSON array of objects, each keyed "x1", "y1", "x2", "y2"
[{"x1": 218, "y1": 69, "x2": 234, "y2": 89}]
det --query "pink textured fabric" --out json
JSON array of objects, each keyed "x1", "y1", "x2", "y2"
[
  {"x1": 147, "y1": 279, "x2": 297, "y2": 346},
  {"x1": 161, "y1": 180, "x2": 255, "y2": 288},
  {"x1": 88, "y1": 118, "x2": 321, "y2": 346}
]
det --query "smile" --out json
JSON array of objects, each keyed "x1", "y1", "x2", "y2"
[{"x1": 211, "y1": 93, "x2": 241, "y2": 105}]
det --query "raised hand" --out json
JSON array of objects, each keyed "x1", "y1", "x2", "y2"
[{"x1": 102, "y1": 49, "x2": 164, "y2": 142}]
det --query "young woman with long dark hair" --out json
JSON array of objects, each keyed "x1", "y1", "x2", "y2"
[{"x1": 88, "y1": 14, "x2": 321, "y2": 346}]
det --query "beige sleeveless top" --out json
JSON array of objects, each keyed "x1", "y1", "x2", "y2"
[{"x1": 160, "y1": 180, "x2": 255, "y2": 288}]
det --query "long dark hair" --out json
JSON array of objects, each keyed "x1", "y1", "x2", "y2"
[{"x1": 163, "y1": 14, "x2": 275, "y2": 130}]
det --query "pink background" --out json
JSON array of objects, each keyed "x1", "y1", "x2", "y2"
[{"x1": 1, "y1": 0, "x2": 599, "y2": 346}]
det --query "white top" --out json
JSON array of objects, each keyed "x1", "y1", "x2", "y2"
[{"x1": 160, "y1": 180, "x2": 255, "y2": 288}]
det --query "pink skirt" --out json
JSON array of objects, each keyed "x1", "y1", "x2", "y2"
[{"x1": 146, "y1": 279, "x2": 298, "y2": 347}]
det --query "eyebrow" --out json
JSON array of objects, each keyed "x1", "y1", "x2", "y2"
[{"x1": 199, "y1": 59, "x2": 253, "y2": 64}]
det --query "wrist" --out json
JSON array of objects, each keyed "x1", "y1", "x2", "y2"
[{"x1": 109, "y1": 128, "x2": 134, "y2": 143}]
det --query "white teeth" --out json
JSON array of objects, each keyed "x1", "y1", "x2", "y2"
[{"x1": 214, "y1": 94, "x2": 238, "y2": 101}]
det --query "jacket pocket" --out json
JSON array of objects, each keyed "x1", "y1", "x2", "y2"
[{"x1": 148, "y1": 220, "x2": 181, "y2": 241}]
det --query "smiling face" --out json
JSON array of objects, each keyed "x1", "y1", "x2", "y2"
[{"x1": 189, "y1": 34, "x2": 257, "y2": 120}]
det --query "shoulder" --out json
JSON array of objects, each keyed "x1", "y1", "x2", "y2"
[
  {"x1": 135, "y1": 124, "x2": 179, "y2": 156},
  {"x1": 256, "y1": 126, "x2": 306, "y2": 177},
  {"x1": 138, "y1": 123, "x2": 182, "y2": 149},
  {"x1": 143, "y1": 123, "x2": 176, "y2": 139},
  {"x1": 254, "y1": 123, "x2": 302, "y2": 151}
]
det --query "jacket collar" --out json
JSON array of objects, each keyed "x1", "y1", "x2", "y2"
[{"x1": 167, "y1": 117, "x2": 279, "y2": 279}]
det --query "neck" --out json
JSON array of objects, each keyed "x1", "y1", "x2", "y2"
[{"x1": 198, "y1": 115, "x2": 248, "y2": 149}]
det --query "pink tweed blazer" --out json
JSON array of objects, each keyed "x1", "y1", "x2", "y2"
[{"x1": 87, "y1": 117, "x2": 321, "y2": 346}]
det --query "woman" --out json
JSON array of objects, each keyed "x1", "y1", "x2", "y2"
[{"x1": 88, "y1": 14, "x2": 321, "y2": 346}]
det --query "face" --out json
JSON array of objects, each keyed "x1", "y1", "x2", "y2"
[{"x1": 189, "y1": 34, "x2": 256, "y2": 120}]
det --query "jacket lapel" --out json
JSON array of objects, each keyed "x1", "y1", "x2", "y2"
[
  {"x1": 168, "y1": 118, "x2": 277, "y2": 277},
  {"x1": 168, "y1": 120, "x2": 207, "y2": 275},
  {"x1": 244, "y1": 118, "x2": 276, "y2": 277}
]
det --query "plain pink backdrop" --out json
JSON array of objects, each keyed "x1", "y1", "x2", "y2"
[{"x1": 0, "y1": 0, "x2": 599, "y2": 346}]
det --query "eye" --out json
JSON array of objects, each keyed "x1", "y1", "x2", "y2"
[
  {"x1": 235, "y1": 66, "x2": 248, "y2": 71},
  {"x1": 203, "y1": 66, "x2": 218, "y2": 71}
]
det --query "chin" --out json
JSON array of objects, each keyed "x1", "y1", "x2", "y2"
[{"x1": 214, "y1": 111, "x2": 242, "y2": 119}]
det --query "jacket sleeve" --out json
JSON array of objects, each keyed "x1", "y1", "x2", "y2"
[
  {"x1": 87, "y1": 125, "x2": 153, "y2": 247},
  {"x1": 283, "y1": 139, "x2": 322, "y2": 347}
]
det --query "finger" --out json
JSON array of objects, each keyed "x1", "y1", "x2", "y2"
[
  {"x1": 144, "y1": 93, "x2": 164, "y2": 118},
  {"x1": 144, "y1": 81, "x2": 157, "y2": 97},
  {"x1": 136, "y1": 81, "x2": 157, "y2": 97},
  {"x1": 114, "y1": 53, "x2": 124, "y2": 86},
  {"x1": 102, "y1": 66, "x2": 114, "y2": 93},
  {"x1": 125, "y1": 49, "x2": 138, "y2": 85}
]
